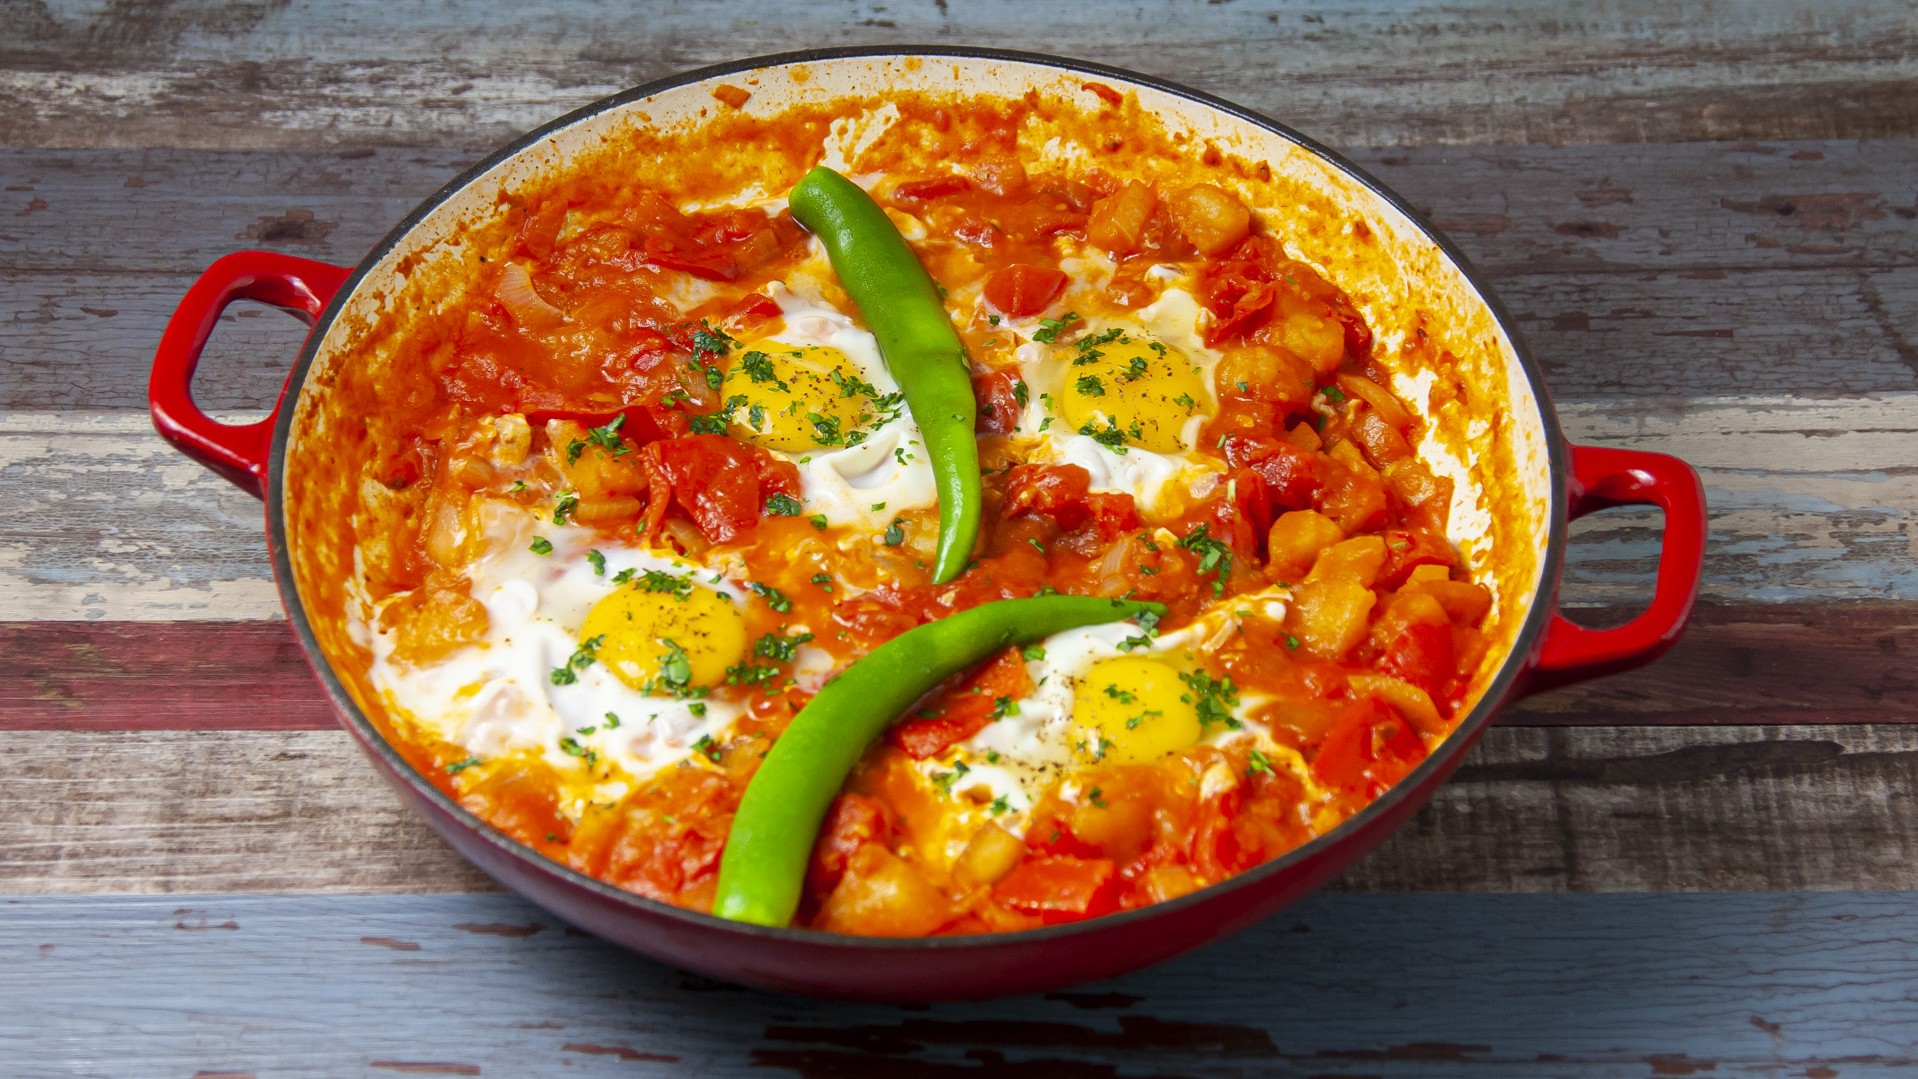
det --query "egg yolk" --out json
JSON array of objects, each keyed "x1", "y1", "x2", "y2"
[
  {"x1": 1072, "y1": 655, "x2": 1203, "y2": 764},
  {"x1": 578, "y1": 582, "x2": 745, "y2": 693},
  {"x1": 724, "y1": 342, "x2": 877, "y2": 453},
  {"x1": 1057, "y1": 332, "x2": 1208, "y2": 454}
]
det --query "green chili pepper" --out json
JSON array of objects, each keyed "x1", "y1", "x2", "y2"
[
  {"x1": 788, "y1": 166, "x2": 980, "y2": 584},
  {"x1": 711, "y1": 594, "x2": 1165, "y2": 928}
]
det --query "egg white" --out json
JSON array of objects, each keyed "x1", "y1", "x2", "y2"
[
  {"x1": 914, "y1": 587, "x2": 1312, "y2": 847},
  {"x1": 1000, "y1": 283, "x2": 1227, "y2": 517},
  {"x1": 365, "y1": 502, "x2": 770, "y2": 809},
  {"x1": 754, "y1": 283, "x2": 941, "y2": 532}
]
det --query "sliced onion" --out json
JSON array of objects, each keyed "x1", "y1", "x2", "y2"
[{"x1": 496, "y1": 262, "x2": 566, "y2": 331}]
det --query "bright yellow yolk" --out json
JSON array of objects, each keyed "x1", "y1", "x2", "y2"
[
  {"x1": 724, "y1": 342, "x2": 874, "y2": 453},
  {"x1": 579, "y1": 583, "x2": 745, "y2": 693},
  {"x1": 1072, "y1": 655, "x2": 1203, "y2": 764},
  {"x1": 1057, "y1": 333, "x2": 1208, "y2": 454}
]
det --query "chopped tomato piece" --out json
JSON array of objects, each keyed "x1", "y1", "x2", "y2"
[
  {"x1": 1002, "y1": 463, "x2": 1093, "y2": 529},
  {"x1": 1380, "y1": 620, "x2": 1458, "y2": 699},
  {"x1": 1080, "y1": 81, "x2": 1123, "y2": 106},
  {"x1": 890, "y1": 649, "x2": 1035, "y2": 759},
  {"x1": 893, "y1": 175, "x2": 971, "y2": 201},
  {"x1": 724, "y1": 292, "x2": 782, "y2": 333},
  {"x1": 639, "y1": 434, "x2": 802, "y2": 544},
  {"x1": 805, "y1": 794, "x2": 893, "y2": 901},
  {"x1": 1312, "y1": 698, "x2": 1427, "y2": 800},
  {"x1": 993, "y1": 855, "x2": 1121, "y2": 923},
  {"x1": 983, "y1": 263, "x2": 1069, "y2": 318},
  {"x1": 972, "y1": 369, "x2": 1025, "y2": 436},
  {"x1": 1379, "y1": 527, "x2": 1455, "y2": 589}
]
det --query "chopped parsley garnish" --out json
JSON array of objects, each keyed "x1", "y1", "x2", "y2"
[
  {"x1": 988, "y1": 794, "x2": 1011, "y2": 815},
  {"x1": 529, "y1": 536, "x2": 553, "y2": 555},
  {"x1": 1321, "y1": 384, "x2": 1347, "y2": 404},
  {"x1": 691, "y1": 733, "x2": 723, "y2": 763},
  {"x1": 1125, "y1": 710, "x2": 1162, "y2": 730},
  {"x1": 445, "y1": 757, "x2": 483, "y2": 775},
  {"x1": 883, "y1": 519, "x2": 906, "y2": 546},
  {"x1": 1078, "y1": 416, "x2": 1136, "y2": 454},
  {"x1": 807, "y1": 513, "x2": 829, "y2": 531},
  {"x1": 586, "y1": 413, "x2": 630, "y2": 457},
  {"x1": 1013, "y1": 379, "x2": 1030, "y2": 408},
  {"x1": 754, "y1": 630, "x2": 815, "y2": 663},
  {"x1": 637, "y1": 569, "x2": 694, "y2": 600},
  {"x1": 656, "y1": 639, "x2": 694, "y2": 689},
  {"x1": 550, "y1": 634, "x2": 606, "y2": 685},
  {"x1": 990, "y1": 695, "x2": 1020, "y2": 720},
  {"x1": 1103, "y1": 684, "x2": 1137, "y2": 704},
  {"x1": 602, "y1": 711, "x2": 622, "y2": 730},
  {"x1": 1021, "y1": 645, "x2": 1047, "y2": 662},
  {"x1": 1123, "y1": 355, "x2": 1148, "y2": 381},
  {"x1": 509, "y1": 480, "x2": 527, "y2": 493},
  {"x1": 1246, "y1": 749, "x2": 1274, "y2": 777},
  {"x1": 558, "y1": 736, "x2": 598, "y2": 767},
  {"x1": 764, "y1": 492, "x2": 804, "y2": 517},
  {"x1": 933, "y1": 760, "x2": 972, "y2": 795},
  {"x1": 1177, "y1": 523, "x2": 1234, "y2": 597},
  {"x1": 1032, "y1": 312, "x2": 1082, "y2": 344},
  {"x1": 551, "y1": 492, "x2": 578, "y2": 525},
  {"x1": 810, "y1": 572, "x2": 835, "y2": 592},
  {"x1": 806, "y1": 412, "x2": 843, "y2": 446},
  {"x1": 1028, "y1": 537, "x2": 1047, "y2": 554},
  {"x1": 1088, "y1": 786, "x2": 1109, "y2": 809},
  {"x1": 610, "y1": 567, "x2": 636, "y2": 584},
  {"x1": 689, "y1": 321, "x2": 734, "y2": 358},
  {"x1": 1074, "y1": 374, "x2": 1106, "y2": 397},
  {"x1": 746, "y1": 581, "x2": 792, "y2": 613},
  {"x1": 586, "y1": 549, "x2": 606, "y2": 576},
  {"x1": 1118, "y1": 608, "x2": 1163, "y2": 652},
  {"x1": 1172, "y1": 392, "x2": 1198, "y2": 411},
  {"x1": 1179, "y1": 669, "x2": 1243, "y2": 730},
  {"x1": 1284, "y1": 633, "x2": 1301, "y2": 650},
  {"x1": 738, "y1": 350, "x2": 782, "y2": 387}
]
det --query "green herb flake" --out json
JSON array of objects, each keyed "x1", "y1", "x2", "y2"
[
  {"x1": 746, "y1": 581, "x2": 793, "y2": 613},
  {"x1": 808, "y1": 513, "x2": 829, "y2": 531},
  {"x1": 586, "y1": 549, "x2": 606, "y2": 576},
  {"x1": 529, "y1": 536, "x2": 554, "y2": 556},
  {"x1": 1246, "y1": 749, "x2": 1275, "y2": 777},
  {"x1": 445, "y1": 757, "x2": 483, "y2": 775},
  {"x1": 1032, "y1": 312, "x2": 1082, "y2": 344},
  {"x1": 764, "y1": 492, "x2": 804, "y2": 517}
]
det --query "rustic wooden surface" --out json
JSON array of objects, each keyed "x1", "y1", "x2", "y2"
[{"x1": 2, "y1": 0, "x2": 1915, "y2": 1073}]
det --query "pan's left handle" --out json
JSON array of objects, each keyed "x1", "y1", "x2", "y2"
[{"x1": 148, "y1": 251, "x2": 350, "y2": 498}]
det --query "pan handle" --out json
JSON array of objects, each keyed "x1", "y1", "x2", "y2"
[
  {"x1": 148, "y1": 251, "x2": 350, "y2": 498},
  {"x1": 1523, "y1": 443, "x2": 1707, "y2": 694}
]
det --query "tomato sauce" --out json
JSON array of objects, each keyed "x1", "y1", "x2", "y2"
[{"x1": 323, "y1": 93, "x2": 1499, "y2": 937}]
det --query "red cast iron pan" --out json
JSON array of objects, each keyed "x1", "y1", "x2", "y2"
[{"x1": 147, "y1": 47, "x2": 1707, "y2": 1001}]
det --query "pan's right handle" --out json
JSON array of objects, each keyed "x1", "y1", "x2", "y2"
[{"x1": 148, "y1": 251, "x2": 350, "y2": 498}]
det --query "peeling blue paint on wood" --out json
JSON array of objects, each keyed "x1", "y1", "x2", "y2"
[{"x1": 3, "y1": 891, "x2": 1915, "y2": 1075}]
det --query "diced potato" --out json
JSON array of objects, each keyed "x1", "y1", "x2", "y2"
[
  {"x1": 1086, "y1": 180, "x2": 1157, "y2": 255},
  {"x1": 819, "y1": 846, "x2": 958, "y2": 937},
  {"x1": 549, "y1": 419, "x2": 646, "y2": 499},
  {"x1": 1308, "y1": 535, "x2": 1387, "y2": 588},
  {"x1": 1288, "y1": 577, "x2": 1377, "y2": 659},
  {"x1": 421, "y1": 488, "x2": 474, "y2": 566},
  {"x1": 952, "y1": 824, "x2": 1024, "y2": 888},
  {"x1": 1320, "y1": 450, "x2": 1389, "y2": 534},
  {"x1": 1268, "y1": 509, "x2": 1344, "y2": 582},
  {"x1": 1164, "y1": 184, "x2": 1251, "y2": 256},
  {"x1": 1407, "y1": 563, "x2": 1452, "y2": 585},
  {"x1": 1347, "y1": 672, "x2": 1444, "y2": 735},
  {"x1": 1276, "y1": 294, "x2": 1345, "y2": 373},
  {"x1": 493, "y1": 413, "x2": 531, "y2": 466},
  {"x1": 1139, "y1": 864, "x2": 1204, "y2": 904},
  {"x1": 1069, "y1": 782, "x2": 1155, "y2": 863},
  {"x1": 1380, "y1": 589, "x2": 1450, "y2": 632},
  {"x1": 1215, "y1": 346, "x2": 1313, "y2": 407},
  {"x1": 1418, "y1": 579, "x2": 1494, "y2": 626}
]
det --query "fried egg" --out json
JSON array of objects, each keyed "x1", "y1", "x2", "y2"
[
  {"x1": 364, "y1": 502, "x2": 830, "y2": 810},
  {"x1": 1002, "y1": 284, "x2": 1227, "y2": 517},
  {"x1": 912, "y1": 588, "x2": 1311, "y2": 852},
  {"x1": 726, "y1": 284, "x2": 939, "y2": 533}
]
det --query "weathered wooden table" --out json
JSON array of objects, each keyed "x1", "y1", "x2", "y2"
[{"x1": 4, "y1": 2, "x2": 1916, "y2": 1074}]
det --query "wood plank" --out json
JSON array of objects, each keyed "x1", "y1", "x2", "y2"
[
  {"x1": 4, "y1": 724, "x2": 1913, "y2": 896},
  {"x1": 4, "y1": 394, "x2": 1910, "y2": 622},
  {"x1": 5, "y1": 141, "x2": 1915, "y2": 410},
  {"x1": 6, "y1": 603, "x2": 1912, "y2": 732},
  {"x1": 3, "y1": 0, "x2": 1916, "y2": 150},
  {"x1": 4, "y1": 891, "x2": 1915, "y2": 1075}
]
